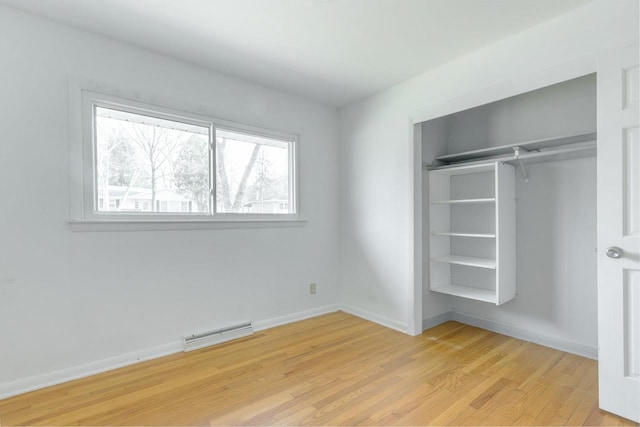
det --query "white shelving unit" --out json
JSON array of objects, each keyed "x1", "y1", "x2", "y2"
[{"x1": 428, "y1": 161, "x2": 516, "y2": 305}]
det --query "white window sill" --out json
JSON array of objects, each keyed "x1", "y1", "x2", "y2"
[{"x1": 68, "y1": 218, "x2": 308, "y2": 232}]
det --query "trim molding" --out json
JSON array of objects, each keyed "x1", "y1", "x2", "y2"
[
  {"x1": 422, "y1": 311, "x2": 453, "y2": 331},
  {"x1": 0, "y1": 304, "x2": 340, "y2": 400},
  {"x1": 340, "y1": 304, "x2": 408, "y2": 333},
  {"x1": 338, "y1": 304, "x2": 596, "y2": 363},
  {"x1": 252, "y1": 305, "x2": 339, "y2": 332},
  {"x1": 0, "y1": 305, "x2": 598, "y2": 400},
  {"x1": 0, "y1": 341, "x2": 183, "y2": 401},
  {"x1": 69, "y1": 218, "x2": 308, "y2": 232},
  {"x1": 449, "y1": 310, "x2": 598, "y2": 360}
]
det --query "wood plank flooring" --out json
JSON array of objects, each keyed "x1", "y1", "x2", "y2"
[{"x1": 0, "y1": 311, "x2": 636, "y2": 426}]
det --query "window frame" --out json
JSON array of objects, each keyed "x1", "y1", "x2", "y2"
[{"x1": 69, "y1": 79, "x2": 302, "y2": 231}]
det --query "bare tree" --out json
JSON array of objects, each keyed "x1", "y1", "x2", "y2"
[
  {"x1": 216, "y1": 138, "x2": 262, "y2": 212},
  {"x1": 101, "y1": 119, "x2": 265, "y2": 214},
  {"x1": 121, "y1": 124, "x2": 185, "y2": 211}
]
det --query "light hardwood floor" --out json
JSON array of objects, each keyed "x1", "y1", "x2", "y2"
[{"x1": 0, "y1": 312, "x2": 637, "y2": 426}]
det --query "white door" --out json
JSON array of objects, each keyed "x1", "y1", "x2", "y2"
[{"x1": 597, "y1": 44, "x2": 640, "y2": 423}]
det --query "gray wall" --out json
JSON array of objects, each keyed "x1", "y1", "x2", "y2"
[{"x1": 446, "y1": 74, "x2": 596, "y2": 153}]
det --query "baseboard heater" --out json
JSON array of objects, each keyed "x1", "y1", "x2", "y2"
[{"x1": 183, "y1": 321, "x2": 253, "y2": 352}]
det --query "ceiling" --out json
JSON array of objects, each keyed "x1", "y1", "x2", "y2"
[{"x1": 1, "y1": 0, "x2": 595, "y2": 106}]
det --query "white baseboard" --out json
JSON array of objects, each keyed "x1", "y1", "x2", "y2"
[
  {"x1": 449, "y1": 310, "x2": 598, "y2": 360},
  {"x1": 0, "y1": 304, "x2": 340, "y2": 401},
  {"x1": 340, "y1": 303, "x2": 408, "y2": 333},
  {"x1": 1, "y1": 305, "x2": 598, "y2": 401},
  {"x1": 0, "y1": 340, "x2": 183, "y2": 401},
  {"x1": 422, "y1": 311, "x2": 453, "y2": 330},
  {"x1": 252, "y1": 304, "x2": 339, "y2": 332}
]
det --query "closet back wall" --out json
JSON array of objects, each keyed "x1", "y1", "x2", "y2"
[
  {"x1": 0, "y1": 6, "x2": 339, "y2": 394},
  {"x1": 423, "y1": 74, "x2": 597, "y2": 356},
  {"x1": 446, "y1": 75, "x2": 596, "y2": 151}
]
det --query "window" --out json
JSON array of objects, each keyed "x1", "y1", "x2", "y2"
[
  {"x1": 95, "y1": 106, "x2": 210, "y2": 215},
  {"x1": 71, "y1": 85, "x2": 299, "y2": 228},
  {"x1": 215, "y1": 129, "x2": 292, "y2": 214}
]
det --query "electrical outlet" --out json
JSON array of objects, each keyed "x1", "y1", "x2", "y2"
[{"x1": 309, "y1": 282, "x2": 317, "y2": 295}]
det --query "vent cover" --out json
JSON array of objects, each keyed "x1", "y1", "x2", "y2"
[{"x1": 183, "y1": 322, "x2": 253, "y2": 352}]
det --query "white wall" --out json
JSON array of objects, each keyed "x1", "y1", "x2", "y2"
[
  {"x1": 338, "y1": 0, "x2": 638, "y2": 333},
  {"x1": 0, "y1": 6, "x2": 339, "y2": 393}
]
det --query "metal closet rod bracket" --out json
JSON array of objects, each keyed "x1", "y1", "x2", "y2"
[{"x1": 513, "y1": 146, "x2": 529, "y2": 182}]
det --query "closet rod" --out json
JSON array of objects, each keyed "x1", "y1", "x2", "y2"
[
  {"x1": 426, "y1": 141, "x2": 596, "y2": 172},
  {"x1": 433, "y1": 132, "x2": 596, "y2": 163}
]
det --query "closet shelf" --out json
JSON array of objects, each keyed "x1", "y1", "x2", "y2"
[
  {"x1": 430, "y1": 284, "x2": 496, "y2": 304},
  {"x1": 432, "y1": 231, "x2": 496, "y2": 238},
  {"x1": 431, "y1": 198, "x2": 495, "y2": 205},
  {"x1": 433, "y1": 132, "x2": 596, "y2": 164},
  {"x1": 431, "y1": 255, "x2": 496, "y2": 269}
]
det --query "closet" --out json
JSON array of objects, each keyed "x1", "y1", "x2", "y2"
[{"x1": 420, "y1": 74, "x2": 598, "y2": 351}]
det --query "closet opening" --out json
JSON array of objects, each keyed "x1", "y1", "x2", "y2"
[{"x1": 418, "y1": 73, "x2": 598, "y2": 358}]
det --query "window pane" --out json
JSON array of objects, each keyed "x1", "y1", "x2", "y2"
[
  {"x1": 95, "y1": 107, "x2": 210, "y2": 214},
  {"x1": 216, "y1": 129, "x2": 291, "y2": 214}
]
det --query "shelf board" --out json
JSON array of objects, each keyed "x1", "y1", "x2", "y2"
[
  {"x1": 431, "y1": 198, "x2": 495, "y2": 205},
  {"x1": 434, "y1": 132, "x2": 596, "y2": 163},
  {"x1": 432, "y1": 232, "x2": 496, "y2": 238},
  {"x1": 431, "y1": 255, "x2": 496, "y2": 269},
  {"x1": 428, "y1": 162, "x2": 496, "y2": 175},
  {"x1": 430, "y1": 283, "x2": 496, "y2": 304}
]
